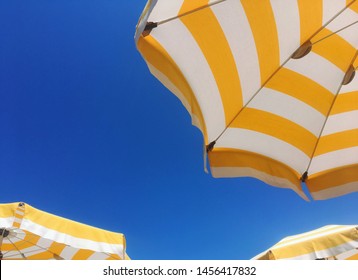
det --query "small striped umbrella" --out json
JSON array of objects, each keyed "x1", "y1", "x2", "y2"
[
  {"x1": 135, "y1": 0, "x2": 358, "y2": 200},
  {"x1": 252, "y1": 225, "x2": 358, "y2": 260},
  {"x1": 0, "y1": 202, "x2": 129, "y2": 260}
]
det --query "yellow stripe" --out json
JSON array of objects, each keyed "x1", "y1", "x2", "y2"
[
  {"x1": 272, "y1": 237, "x2": 353, "y2": 259},
  {"x1": 2, "y1": 232, "x2": 41, "y2": 253},
  {"x1": 179, "y1": 0, "x2": 210, "y2": 14},
  {"x1": 180, "y1": 0, "x2": 243, "y2": 125},
  {"x1": 24, "y1": 204, "x2": 125, "y2": 244},
  {"x1": 231, "y1": 108, "x2": 317, "y2": 156},
  {"x1": 277, "y1": 226, "x2": 345, "y2": 246},
  {"x1": 348, "y1": 0, "x2": 358, "y2": 13},
  {"x1": 298, "y1": 0, "x2": 323, "y2": 43},
  {"x1": 307, "y1": 164, "x2": 358, "y2": 192},
  {"x1": 241, "y1": 0, "x2": 279, "y2": 84},
  {"x1": 0, "y1": 202, "x2": 23, "y2": 218},
  {"x1": 137, "y1": 36, "x2": 208, "y2": 142},
  {"x1": 266, "y1": 67, "x2": 334, "y2": 115},
  {"x1": 49, "y1": 242, "x2": 67, "y2": 257},
  {"x1": 72, "y1": 248, "x2": 94, "y2": 260},
  {"x1": 346, "y1": 252, "x2": 358, "y2": 260},
  {"x1": 271, "y1": 226, "x2": 358, "y2": 259},
  {"x1": 331, "y1": 91, "x2": 358, "y2": 114},
  {"x1": 1, "y1": 243, "x2": 16, "y2": 252},
  {"x1": 314, "y1": 129, "x2": 358, "y2": 156},
  {"x1": 0, "y1": 204, "x2": 14, "y2": 218},
  {"x1": 312, "y1": 29, "x2": 357, "y2": 72},
  {"x1": 209, "y1": 148, "x2": 301, "y2": 188},
  {"x1": 106, "y1": 253, "x2": 124, "y2": 260},
  {"x1": 26, "y1": 251, "x2": 55, "y2": 260},
  {"x1": 12, "y1": 203, "x2": 25, "y2": 228}
]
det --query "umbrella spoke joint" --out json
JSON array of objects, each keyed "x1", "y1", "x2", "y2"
[
  {"x1": 143, "y1": 22, "x2": 158, "y2": 37},
  {"x1": 342, "y1": 65, "x2": 356, "y2": 85},
  {"x1": 300, "y1": 171, "x2": 308, "y2": 183},
  {"x1": 291, "y1": 41, "x2": 312, "y2": 59},
  {"x1": 0, "y1": 228, "x2": 10, "y2": 238},
  {"x1": 206, "y1": 141, "x2": 216, "y2": 153}
]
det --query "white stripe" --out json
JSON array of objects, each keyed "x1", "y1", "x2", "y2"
[
  {"x1": 311, "y1": 181, "x2": 358, "y2": 200},
  {"x1": 15, "y1": 209, "x2": 24, "y2": 216},
  {"x1": 59, "y1": 246, "x2": 78, "y2": 259},
  {"x1": 135, "y1": 0, "x2": 158, "y2": 43},
  {"x1": 211, "y1": 166, "x2": 308, "y2": 200},
  {"x1": 247, "y1": 87, "x2": 325, "y2": 136},
  {"x1": 147, "y1": 0, "x2": 184, "y2": 23},
  {"x1": 5, "y1": 245, "x2": 46, "y2": 258},
  {"x1": 285, "y1": 51, "x2": 344, "y2": 93},
  {"x1": 283, "y1": 240, "x2": 358, "y2": 260},
  {"x1": 13, "y1": 217, "x2": 22, "y2": 225},
  {"x1": 322, "y1": 111, "x2": 358, "y2": 135},
  {"x1": 325, "y1": 6, "x2": 358, "y2": 48},
  {"x1": 147, "y1": 63, "x2": 201, "y2": 130},
  {"x1": 336, "y1": 248, "x2": 358, "y2": 260},
  {"x1": 216, "y1": 128, "x2": 310, "y2": 173},
  {"x1": 270, "y1": 0, "x2": 301, "y2": 64},
  {"x1": 87, "y1": 252, "x2": 111, "y2": 260},
  {"x1": 212, "y1": 0, "x2": 261, "y2": 105},
  {"x1": 323, "y1": 0, "x2": 346, "y2": 25},
  {"x1": 151, "y1": 20, "x2": 226, "y2": 141},
  {"x1": 0, "y1": 217, "x2": 14, "y2": 228},
  {"x1": 20, "y1": 219, "x2": 125, "y2": 256},
  {"x1": 309, "y1": 147, "x2": 358, "y2": 174},
  {"x1": 36, "y1": 237, "x2": 53, "y2": 249}
]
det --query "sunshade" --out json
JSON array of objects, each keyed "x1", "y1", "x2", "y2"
[
  {"x1": 0, "y1": 202, "x2": 129, "y2": 260},
  {"x1": 252, "y1": 225, "x2": 358, "y2": 260},
  {"x1": 135, "y1": 0, "x2": 358, "y2": 200}
]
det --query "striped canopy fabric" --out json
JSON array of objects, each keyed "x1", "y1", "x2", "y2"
[
  {"x1": 135, "y1": 0, "x2": 358, "y2": 200},
  {"x1": 0, "y1": 202, "x2": 129, "y2": 260},
  {"x1": 252, "y1": 225, "x2": 358, "y2": 260}
]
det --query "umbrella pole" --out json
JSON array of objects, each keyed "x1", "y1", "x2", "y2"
[
  {"x1": 0, "y1": 227, "x2": 10, "y2": 260},
  {"x1": 0, "y1": 236, "x2": 3, "y2": 259}
]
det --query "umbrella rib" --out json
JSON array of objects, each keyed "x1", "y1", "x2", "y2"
[
  {"x1": 312, "y1": 20, "x2": 358, "y2": 45},
  {"x1": 10, "y1": 233, "x2": 66, "y2": 257},
  {"x1": 208, "y1": 0, "x2": 357, "y2": 148},
  {"x1": 308, "y1": 0, "x2": 357, "y2": 41},
  {"x1": 6, "y1": 234, "x2": 122, "y2": 260},
  {"x1": 157, "y1": 0, "x2": 227, "y2": 26},
  {"x1": 103, "y1": 252, "x2": 122, "y2": 260},
  {"x1": 305, "y1": 50, "x2": 358, "y2": 175},
  {"x1": 4, "y1": 236, "x2": 28, "y2": 259},
  {"x1": 1, "y1": 233, "x2": 40, "y2": 258},
  {"x1": 144, "y1": 0, "x2": 228, "y2": 33},
  {"x1": 4, "y1": 247, "x2": 47, "y2": 259},
  {"x1": 2, "y1": 233, "x2": 58, "y2": 259}
]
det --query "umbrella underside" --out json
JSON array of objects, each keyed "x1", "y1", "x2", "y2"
[{"x1": 136, "y1": 0, "x2": 358, "y2": 200}]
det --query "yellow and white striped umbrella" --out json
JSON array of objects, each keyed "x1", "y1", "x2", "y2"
[
  {"x1": 0, "y1": 202, "x2": 129, "y2": 260},
  {"x1": 252, "y1": 225, "x2": 358, "y2": 260},
  {"x1": 135, "y1": 0, "x2": 358, "y2": 200}
]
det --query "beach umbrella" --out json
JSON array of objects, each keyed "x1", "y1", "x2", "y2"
[
  {"x1": 0, "y1": 202, "x2": 129, "y2": 260},
  {"x1": 135, "y1": 0, "x2": 358, "y2": 200},
  {"x1": 252, "y1": 225, "x2": 358, "y2": 260}
]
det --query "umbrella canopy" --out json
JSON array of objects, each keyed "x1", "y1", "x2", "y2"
[
  {"x1": 135, "y1": 0, "x2": 358, "y2": 200},
  {"x1": 252, "y1": 225, "x2": 358, "y2": 260},
  {"x1": 0, "y1": 202, "x2": 129, "y2": 260}
]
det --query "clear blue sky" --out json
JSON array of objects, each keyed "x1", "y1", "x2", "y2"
[{"x1": 1, "y1": 1, "x2": 357, "y2": 260}]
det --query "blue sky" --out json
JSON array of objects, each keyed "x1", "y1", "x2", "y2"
[{"x1": 1, "y1": 1, "x2": 357, "y2": 260}]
